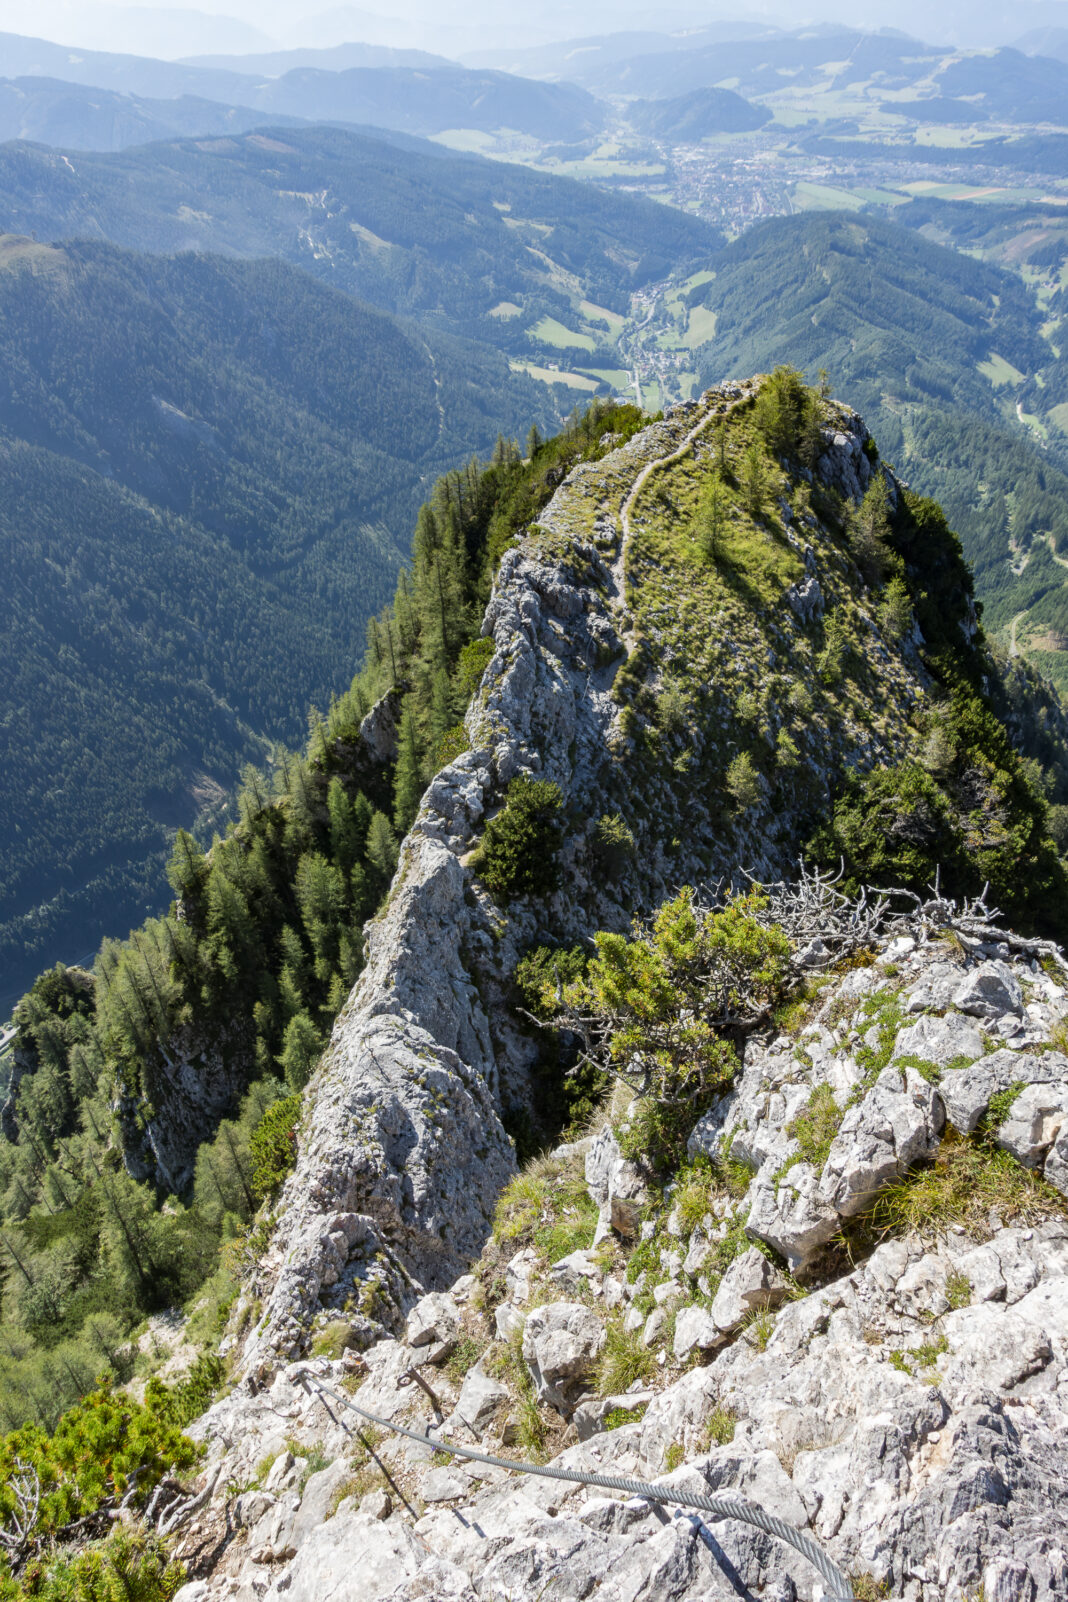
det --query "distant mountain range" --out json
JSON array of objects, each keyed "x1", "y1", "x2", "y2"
[
  {"x1": 0, "y1": 32, "x2": 604, "y2": 142},
  {"x1": 0, "y1": 76, "x2": 310, "y2": 150}
]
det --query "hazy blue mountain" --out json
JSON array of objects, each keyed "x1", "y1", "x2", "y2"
[
  {"x1": 460, "y1": 22, "x2": 783, "y2": 79},
  {"x1": 575, "y1": 27, "x2": 942, "y2": 98},
  {"x1": 887, "y1": 48, "x2": 1068, "y2": 123},
  {"x1": 627, "y1": 88, "x2": 770, "y2": 139},
  {"x1": 181, "y1": 42, "x2": 455, "y2": 74},
  {"x1": 0, "y1": 32, "x2": 607, "y2": 141},
  {"x1": 1014, "y1": 26, "x2": 1068, "y2": 60},
  {"x1": 239, "y1": 64, "x2": 605, "y2": 140},
  {"x1": 0, "y1": 76, "x2": 307, "y2": 151},
  {"x1": 0, "y1": 30, "x2": 269, "y2": 100}
]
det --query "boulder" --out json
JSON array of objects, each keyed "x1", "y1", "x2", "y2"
[
  {"x1": 504, "y1": 1248, "x2": 538, "y2": 1305},
  {"x1": 818, "y1": 1065, "x2": 943, "y2": 1217},
  {"x1": 708, "y1": 1247, "x2": 791, "y2": 1335},
  {"x1": 1045, "y1": 1122, "x2": 1068, "y2": 1198},
  {"x1": 360, "y1": 1490, "x2": 392, "y2": 1521},
  {"x1": 494, "y1": 1302, "x2": 525, "y2": 1341},
  {"x1": 746, "y1": 1161, "x2": 839, "y2": 1274},
  {"x1": 892, "y1": 1010, "x2": 984, "y2": 1069},
  {"x1": 940, "y1": 1050, "x2": 1064, "y2": 1135},
  {"x1": 672, "y1": 1305, "x2": 725, "y2": 1361},
  {"x1": 522, "y1": 1301, "x2": 606, "y2": 1412},
  {"x1": 952, "y1": 961, "x2": 1024, "y2": 1020},
  {"x1": 406, "y1": 1292, "x2": 460, "y2": 1363},
  {"x1": 573, "y1": 1389, "x2": 653, "y2": 1440},
  {"x1": 585, "y1": 1125, "x2": 648, "y2": 1238},
  {"x1": 451, "y1": 1367, "x2": 510, "y2": 1438},
  {"x1": 549, "y1": 1249, "x2": 603, "y2": 1294},
  {"x1": 996, "y1": 1082, "x2": 1068, "y2": 1168},
  {"x1": 786, "y1": 575, "x2": 824, "y2": 625}
]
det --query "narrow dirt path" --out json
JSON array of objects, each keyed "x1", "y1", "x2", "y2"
[
  {"x1": 1009, "y1": 609, "x2": 1028, "y2": 657},
  {"x1": 612, "y1": 386, "x2": 751, "y2": 615}
]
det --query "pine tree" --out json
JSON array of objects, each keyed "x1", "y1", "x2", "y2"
[
  {"x1": 327, "y1": 778, "x2": 360, "y2": 874},
  {"x1": 741, "y1": 439, "x2": 768, "y2": 521},
  {"x1": 278, "y1": 1012, "x2": 321, "y2": 1092},
  {"x1": 366, "y1": 811, "x2": 399, "y2": 884},
  {"x1": 392, "y1": 701, "x2": 424, "y2": 834},
  {"x1": 166, "y1": 830, "x2": 207, "y2": 911},
  {"x1": 695, "y1": 473, "x2": 727, "y2": 562}
]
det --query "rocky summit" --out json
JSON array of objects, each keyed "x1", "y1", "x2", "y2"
[{"x1": 5, "y1": 376, "x2": 1068, "y2": 1602}]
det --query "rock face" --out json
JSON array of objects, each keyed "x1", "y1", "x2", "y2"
[{"x1": 177, "y1": 928, "x2": 1068, "y2": 1602}]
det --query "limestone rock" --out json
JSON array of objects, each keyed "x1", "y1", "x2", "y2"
[
  {"x1": 494, "y1": 1302, "x2": 525, "y2": 1341},
  {"x1": 549, "y1": 1249, "x2": 603, "y2": 1294},
  {"x1": 262, "y1": 1511, "x2": 425, "y2": 1601},
  {"x1": 359, "y1": 1490, "x2": 392, "y2": 1521},
  {"x1": 818, "y1": 1065, "x2": 943, "y2": 1218},
  {"x1": 522, "y1": 1301, "x2": 606, "y2": 1412},
  {"x1": 786, "y1": 574, "x2": 824, "y2": 624},
  {"x1": 995, "y1": 1081, "x2": 1068, "y2": 1168},
  {"x1": 892, "y1": 1010, "x2": 984, "y2": 1069},
  {"x1": 1045, "y1": 1122, "x2": 1068, "y2": 1197},
  {"x1": 451, "y1": 1367, "x2": 510, "y2": 1437},
  {"x1": 952, "y1": 961, "x2": 1024, "y2": 1020},
  {"x1": 707, "y1": 1247, "x2": 791, "y2": 1334},
  {"x1": 746, "y1": 1160, "x2": 839, "y2": 1273},
  {"x1": 672, "y1": 1304, "x2": 725, "y2": 1361},
  {"x1": 406, "y1": 1291, "x2": 460, "y2": 1362},
  {"x1": 940, "y1": 1050, "x2": 1066, "y2": 1135},
  {"x1": 585, "y1": 1125, "x2": 648, "y2": 1238}
]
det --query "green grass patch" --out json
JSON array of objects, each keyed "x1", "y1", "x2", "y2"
[
  {"x1": 492, "y1": 1152, "x2": 598, "y2": 1263},
  {"x1": 868, "y1": 1128, "x2": 1066, "y2": 1239},
  {"x1": 978, "y1": 352, "x2": 1025, "y2": 387},
  {"x1": 782, "y1": 1082, "x2": 843, "y2": 1177},
  {"x1": 596, "y1": 1317, "x2": 657, "y2": 1395},
  {"x1": 528, "y1": 316, "x2": 596, "y2": 352}
]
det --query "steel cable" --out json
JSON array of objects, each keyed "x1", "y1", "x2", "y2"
[{"x1": 297, "y1": 1370, "x2": 855, "y2": 1599}]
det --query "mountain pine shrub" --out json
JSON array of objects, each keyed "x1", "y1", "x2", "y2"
[{"x1": 475, "y1": 779, "x2": 564, "y2": 899}]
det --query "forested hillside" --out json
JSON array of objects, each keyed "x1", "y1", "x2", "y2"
[
  {"x1": 692, "y1": 213, "x2": 1068, "y2": 692},
  {"x1": 0, "y1": 236, "x2": 551, "y2": 996},
  {"x1": 0, "y1": 398, "x2": 649, "y2": 1431},
  {"x1": 0, "y1": 125, "x2": 720, "y2": 346}
]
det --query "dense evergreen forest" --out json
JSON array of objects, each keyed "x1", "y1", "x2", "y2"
[
  {"x1": 693, "y1": 212, "x2": 1068, "y2": 693},
  {"x1": 0, "y1": 398, "x2": 649, "y2": 1430},
  {"x1": 0, "y1": 236, "x2": 554, "y2": 994}
]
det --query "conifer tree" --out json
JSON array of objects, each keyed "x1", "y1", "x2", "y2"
[
  {"x1": 366, "y1": 811, "x2": 399, "y2": 883},
  {"x1": 742, "y1": 439, "x2": 768, "y2": 521},
  {"x1": 278, "y1": 1011, "x2": 321, "y2": 1092},
  {"x1": 392, "y1": 702, "x2": 425, "y2": 834},
  {"x1": 695, "y1": 473, "x2": 727, "y2": 562}
]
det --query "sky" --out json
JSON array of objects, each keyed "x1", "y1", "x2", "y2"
[{"x1": 0, "y1": 0, "x2": 1066, "y2": 60}]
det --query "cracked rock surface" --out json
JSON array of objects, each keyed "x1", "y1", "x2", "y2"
[{"x1": 177, "y1": 935, "x2": 1068, "y2": 1602}]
